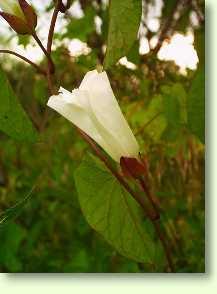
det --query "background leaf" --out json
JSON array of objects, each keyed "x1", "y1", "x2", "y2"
[
  {"x1": 161, "y1": 83, "x2": 187, "y2": 141},
  {"x1": 0, "y1": 68, "x2": 37, "y2": 142},
  {"x1": 0, "y1": 223, "x2": 26, "y2": 272},
  {"x1": 0, "y1": 186, "x2": 35, "y2": 227},
  {"x1": 64, "y1": 7, "x2": 95, "y2": 42},
  {"x1": 74, "y1": 154, "x2": 163, "y2": 263},
  {"x1": 187, "y1": 69, "x2": 205, "y2": 143},
  {"x1": 104, "y1": 0, "x2": 142, "y2": 69}
]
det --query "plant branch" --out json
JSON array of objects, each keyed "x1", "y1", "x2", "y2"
[
  {"x1": 153, "y1": 0, "x2": 181, "y2": 54},
  {"x1": 138, "y1": 178, "x2": 160, "y2": 217},
  {"x1": 137, "y1": 177, "x2": 175, "y2": 272},
  {"x1": 32, "y1": 32, "x2": 55, "y2": 74},
  {"x1": 37, "y1": 2, "x2": 63, "y2": 131},
  {"x1": 47, "y1": 0, "x2": 61, "y2": 54},
  {"x1": 153, "y1": 220, "x2": 175, "y2": 272},
  {"x1": 0, "y1": 49, "x2": 46, "y2": 75}
]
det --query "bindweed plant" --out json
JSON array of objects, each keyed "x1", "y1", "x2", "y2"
[{"x1": 0, "y1": 0, "x2": 205, "y2": 273}]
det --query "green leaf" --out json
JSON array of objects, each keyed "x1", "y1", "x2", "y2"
[
  {"x1": 0, "y1": 223, "x2": 26, "y2": 272},
  {"x1": 17, "y1": 35, "x2": 31, "y2": 48},
  {"x1": 187, "y1": 69, "x2": 205, "y2": 143},
  {"x1": 127, "y1": 40, "x2": 140, "y2": 64},
  {"x1": 133, "y1": 95, "x2": 167, "y2": 141},
  {"x1": 0, "y1": 186, "x2": 35, "y2": 227},
  {"x1": 161, "y1": 83, "x2": 187, "y2": 125},
  {"x1": 0, "y1": 68, "x2": 37, "y2": 142},
  {"x1": 104, "y1": 0, "x2": 142, "y2": 69},
  {"x1": 64, "y1": 7, "x2": 95, "y2": 42},
  {"x1": 162, "y1": 86, "x2": 181, "y2": 126},
  {"x1": 74, "y1": 154, "x2": 163, "y2": 263},
  {"x1": 161, "y1": 83, "x2": 187, "y2": 141}
]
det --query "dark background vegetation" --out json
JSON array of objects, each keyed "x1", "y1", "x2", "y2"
[{"x1": 0, "y1": 0, "x2": 204, "y2": 273}]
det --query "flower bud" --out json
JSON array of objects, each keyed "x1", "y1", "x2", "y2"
[{"x1": 0, "y1": 0, "x2": 37, "y2": 35}]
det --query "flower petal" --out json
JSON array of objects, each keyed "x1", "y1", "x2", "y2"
[
  {"x1": 80, "y1": 71, "x2": 139, "y2": 159},
  {"x1": 79, "y1": 69, "x2": 98, "y2": 89},
  {"x1": 47, "y1": 88, "x2": 115, "y2": 158},
  {"x1": 0, "y1": 0, "x2": 25, "y2": 20}
]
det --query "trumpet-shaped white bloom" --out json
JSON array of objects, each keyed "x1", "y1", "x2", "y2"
[
  {"x1": 47, "y1": 70, "x2": 139, "y2": 162},
  {"x1": 0, "y1": 0, "x2": 25, "y2": 19}
]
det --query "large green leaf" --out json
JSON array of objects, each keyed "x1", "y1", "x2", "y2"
[
  {"x1": 0, "y1": 68, "x2": 37, "y2": 142},
  {"x1": 74, "y1": 154, "x2": 163, "y2": 263},
  {"x1": 104, "y1": 0, "x2": 142, "y2": 69},
  {"x1": 187, "y1": 69, "x2": 205, "y2": 143}
]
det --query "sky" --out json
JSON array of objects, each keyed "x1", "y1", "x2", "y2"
[{"x1": 0, "y1": 0, "x2": 199, "y2": 75}]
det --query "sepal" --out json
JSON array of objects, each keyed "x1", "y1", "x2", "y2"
[
  {"x1": 0, "y1": 11, "x2": 31, "y2": 34},
  {"x1": 120, "y1": 157, "x2": 147, "y2": 179},
  {"x1": 18, "y1": 0, "x2": 37, "y2": 31}
]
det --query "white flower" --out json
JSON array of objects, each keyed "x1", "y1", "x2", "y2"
[
  {"x1": 47, "y1": 70, "x2": 139, "y2": 162},
  {"x1": 0, "y1": 0, "x2": 25, "y2": 20}
]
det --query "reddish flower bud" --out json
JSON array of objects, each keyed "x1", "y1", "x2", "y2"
[
  {"x1": 0, "y1": 0, "x2": 37, "y2": 35},
  {"x1": 120, "y1": 157, "x2": 147, "y2": 179},
  {"x1": 0, "y1": 11, "x2": 31, "y2": 34}
]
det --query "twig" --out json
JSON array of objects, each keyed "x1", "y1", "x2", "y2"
[
  {"x1": 47, "y1": 0, "x2": 61, "y2": 54},
  {"x1": 37, "y1": 1, "x2": 62, "y2": 131},
  {"x1": 153, "y1": 220, "x2": 175, "y2": 272},
  {"x1": 0, "y1": 49, "x2": 46, "y2": 75},
  {"x1": 138, "y1": 178, "x2": 160, "y2": 216},
  {"x1": 153, "y1": 0, "x2": 181, "y2": 54},
  {"x1": 191, "y1": 0, "x2": 204, "y2": 24},
  {"x1": 138, "y1": 178, "x2": 174, "y2": 272},
  {"x1": 32, "y1": 32, "x2": 55, "y2": 74}
]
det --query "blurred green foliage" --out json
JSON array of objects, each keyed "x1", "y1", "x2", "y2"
[{"x1": 0, "y1": 0, "x2": 205, "y2": 273}]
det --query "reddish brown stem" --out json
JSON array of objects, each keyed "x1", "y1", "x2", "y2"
[
  {"x1": 32, "y1": 32, "x2": 55, "y2": 74},
  {"x1": 138, "y1": 178, "x2": 160, "y2": 217},
  {"x1": 47, "y1": 0, "x2": 61, "y2": 54},
  {"x1": 153, "y1": 220, "x2": 175, "y2": 272},
  {"x1": 0, "y1": 49, "x2": 46, "y2": 75},
  {"x1": 153, "y1": 0, "x2": 181, "y2": 54},
  {"x1": 36, "y1": 2, "x2": 62, "y2": 131}
]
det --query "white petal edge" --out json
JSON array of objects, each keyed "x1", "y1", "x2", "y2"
[
  {"x1": 80, "y1": 70, "x2": 139, "y2": 159},
  {"x1": 47, "y1": 89, "x2": 119, "y2": 161}
]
